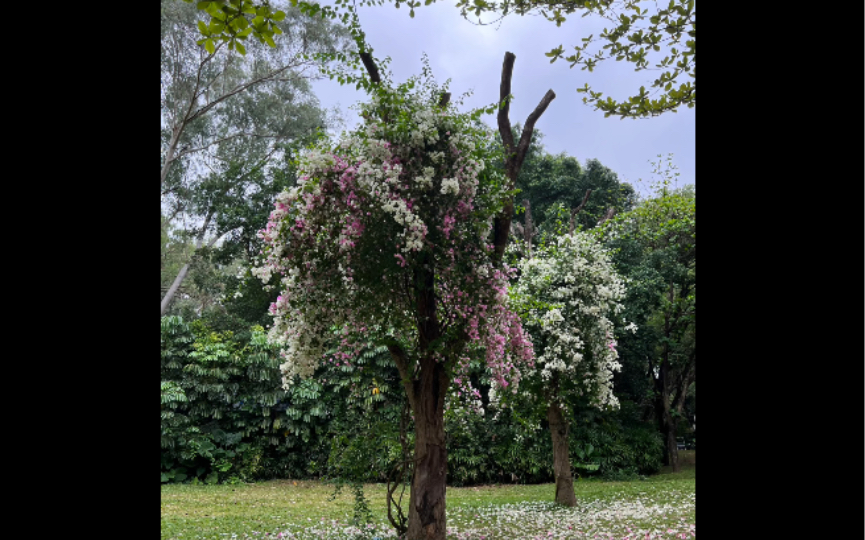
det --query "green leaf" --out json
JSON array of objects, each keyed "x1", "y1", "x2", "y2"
[
  {"x1": 197, "y1": 20, "x2": 209, "y2": 35},
  {"x1": 196, "y1": 1, "x2": 211, "y2": 9},
  {"x1": 204, "y1": 38, "x2": 215, "y2": 54},
  {"x1": 272, "y1": 10, "x2": 286, "y2": 21},
  {"x1": 235, "y1": 41, "x2": 246, "y2": 55}
]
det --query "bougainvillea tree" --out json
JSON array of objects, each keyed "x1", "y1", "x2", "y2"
[
  {"x1": 507, "y1": 231, "x2": 635, "y2": 506},
  {"x1": 253, "y1": 52, "x2": 553, "y2": 539}
]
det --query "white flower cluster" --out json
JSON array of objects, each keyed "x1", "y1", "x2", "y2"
[
  {"x1": 513, "y1": 232, "x2": 632, "y2": 409},
  {"x1": 440, "y1": 177, "x2": 460, "y2": 195},
  {"x1": 414, "y1": 166, "x2": 436, "y2": 189}
]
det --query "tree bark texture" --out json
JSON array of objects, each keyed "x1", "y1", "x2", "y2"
[
  {"x1": 405, "y1": 357, "x2": 449, "y2": 540},
  {"x1": 547, "y1": 402, "x2": 577, "y2": 507}
]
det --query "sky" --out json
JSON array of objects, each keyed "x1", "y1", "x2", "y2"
[{"x1": 309, "y1": 1, "x2": 695, "y2": 199}]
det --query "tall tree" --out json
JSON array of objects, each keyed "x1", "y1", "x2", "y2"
[
  {"x1": 252, "y1": 52, "x2": 551, "y2": 540},
  {"x1": 508, "y1": 232, "x2": 633, "y2": 506},
  {"x1": 161, "y1": 0, "x2": 352, "y2": 315},
  {"x1": 597, "y1": 189, "x2": 694, "y2": 470}
]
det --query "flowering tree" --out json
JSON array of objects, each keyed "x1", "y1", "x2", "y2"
[
  {"x1": 253, "y1": 52, "x2": 552, "y2": 539},
  {"x1": 508, "y1": 231, "x2": 633, "y2": 506}
]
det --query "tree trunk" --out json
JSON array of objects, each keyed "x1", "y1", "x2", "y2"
[
  {"x1": 161, "y1": 127, "x2": 180, "y2": 187},
  {"x1": 405, "y1": 357, "x2": 448, "y2": 540},
  {"x1": 160, "y1": 213, "x2": 223, "y2": 316},
  {"x1": 161, "y1": 261, "x2": 192, "y2": 316},
  {"x1": 665, "y1": 410, "x2": 679, "y2": 472},
  {"x1": 654, "y1": 375, "x2": 679, "y2": 471},
  {"x1": 400, "y1": 253, "x2": 449, "y2": 540},
  {"x1": 547, "y1": 402, "x2": 577, "y2": 507},
  {"x1": 661, "y1": 282, "x2": 680, "y2": 472}
]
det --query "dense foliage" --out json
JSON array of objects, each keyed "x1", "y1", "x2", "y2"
[
  {"x1": 161, "y1": 313, "x2": 662, "y2": 486},
  {"x1": 161, "y1": 0, "x2": 351, "y2": 316},
  {"x1": 512, "y1": 129, "x2": 637, "y2": 235},
  {"x1": 596, "y1": 189, "x2": 695, "y2": 469}
]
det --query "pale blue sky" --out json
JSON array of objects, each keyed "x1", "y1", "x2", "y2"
[{"x1": 310, "y1": 1, "x2": 695, "y2": 198}]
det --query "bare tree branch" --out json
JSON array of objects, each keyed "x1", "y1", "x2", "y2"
[
  {"x1": 176, "y1": 131, "x2": 292, "y2": 158},
  {"x1": 493, "y1": 51, "x2": 555, "y2": 267},
  {"x1": 497, "y1": 52, "x2": 517, "y2": 158},
  {"x1": 515, "y1": 89, "x2": 556, "y2": 174},
  {"x1": 187, "y1": 61, "x2": 307, "y2": 125},
  {"x1": 597, "y1": 206, "x2": 617, "y2": 225}
]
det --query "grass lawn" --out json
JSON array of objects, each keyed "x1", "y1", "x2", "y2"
[{"x1": 162, "y1": 451, "x2": 694, "y2": 540}]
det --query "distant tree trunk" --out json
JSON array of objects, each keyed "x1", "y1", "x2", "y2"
[
  {"x1": 161, "y1": 261, "x2": 193, "y2": 316},
  {"x1": 161, "y1": 212, "x2": 230, "y2": 316},
  {"x1": 653, "y1": 318, "x2": 680, "y2": 471},
  {"x1": 547, "y1": 397, "x2": 577, "y2": 506},
  {"x1": 655, "y1": 390, "x2": 679, "y2": 471}
]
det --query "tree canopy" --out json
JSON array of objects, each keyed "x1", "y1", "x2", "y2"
[
  {"x1": 161, "y1": 0, "x2": 352, "y2": 316},
  {"x1": 596, "y1": 188, "x2": 695, "y2": 470}
]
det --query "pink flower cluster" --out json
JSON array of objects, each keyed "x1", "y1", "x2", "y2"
[{"x1": 252, "y1": 90, "x2": 533, "y2": 390}]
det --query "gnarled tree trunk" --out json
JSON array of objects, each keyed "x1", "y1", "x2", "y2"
[{"x1": 405, "y1": 358, "x2": 449, "y2": 540}]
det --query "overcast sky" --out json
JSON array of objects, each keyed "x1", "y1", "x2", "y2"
[{"x1": 308, "y1": 1, "x2": 695, "y2": 198}]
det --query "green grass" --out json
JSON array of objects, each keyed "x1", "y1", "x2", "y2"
[{"x1": 162, "y1": 454, "x2": 695, "y2": 539}]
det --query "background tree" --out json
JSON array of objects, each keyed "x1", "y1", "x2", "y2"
[
  {"x1": 161, "y1": 0, "x2": 352, "y2": 315},
  {"x1": 597, "y1": 187, "x2": 694, "y2": 471},
  {"x1": 511, "y1": 127, "x2": 637, "y2": 237}
]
